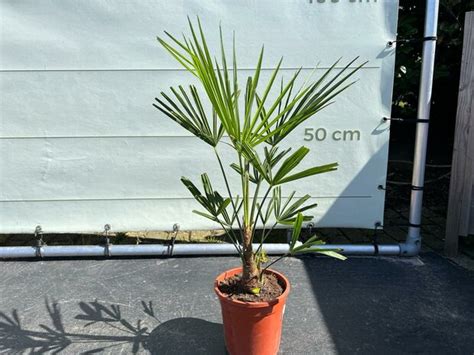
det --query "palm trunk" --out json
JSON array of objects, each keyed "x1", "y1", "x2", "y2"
[{"x1": 241, "y1": 224, "x2": 259, "y2": 292}]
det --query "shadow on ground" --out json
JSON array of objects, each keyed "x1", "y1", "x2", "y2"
[
  {"x1": 0, "y1": 299, "x2": 225, "y2": 354},
  {"x1": 301, "y1": 252, "x2": 474, "y2": 354}
]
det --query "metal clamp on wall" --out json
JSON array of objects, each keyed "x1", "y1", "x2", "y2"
[
  {"x1": 307, "y1": 222, "x2": 314, "y2": 238},
  {"x1": 103, "y1": 224, "x2": 111, "y2": 257},
  {"x1": 34, "y1": 225, "x2": 45, "y2": 258},
  {"x1": 168, "y1": 224, "x2": 179, "y2": 257},
  {"x1": 387, "y1": 36, "x2": 437, "y2": 46},
  {"x1": 383, "y1": 117, "x2": 430, "y2": 124}
]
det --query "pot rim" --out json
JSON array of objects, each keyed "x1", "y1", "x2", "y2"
[{"x1": 214, "y1": 267, "x2": 290, "y2": 308}]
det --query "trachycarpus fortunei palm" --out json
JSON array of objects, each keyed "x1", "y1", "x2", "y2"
[{"x1": 154, "y1": 18, "x2": 365, "y2": 294}]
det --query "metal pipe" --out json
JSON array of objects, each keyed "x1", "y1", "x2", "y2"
[
  {"x1": 0, "y1": 242, "x2": 401, "y2": 259},
  {"x1": 42, "y1": 245, "x2": 113, "y2": 257},
  {"x1": 403, "y1": 0, "x2": 439, "y2": 256}
]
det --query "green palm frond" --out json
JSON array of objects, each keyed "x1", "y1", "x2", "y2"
[
  {"x1": 289, "y1": 213, "x2": 346, "y2": 260},
  {"x1": 155, "y1": 17, "x2": 364, "y2": 267},
  {"x1": 181, "y1": 174, "x2": 232, "y2": 225},
  {"x1": 158, "y1": 17, "x2": 241, "y2": 142},
  {"x1": 153, "y1": 85, "x2": 223, "y2": 146},
  {"x1": 157, "y1": 17, "x2": 366, "y2": 150},
  {"x1": 273, "y1": 187, "x2": 317, "y2": 224}
]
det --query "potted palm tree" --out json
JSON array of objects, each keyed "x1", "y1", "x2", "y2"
[{"x1": 153, "y1": 18, "x2": 364, "y2": 355}]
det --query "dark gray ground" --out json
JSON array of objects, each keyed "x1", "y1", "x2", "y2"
[{"x1": 1, "y1": 253, "x2": 473, "y2": 354}]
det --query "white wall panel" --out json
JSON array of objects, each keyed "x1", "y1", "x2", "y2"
[
  {"x1": 0, "y1": 68, "x2": 386, "y2": 137},
  {"x1": 0, "y1": 137, "x2": 387, "y2": 200},
  {"x1": 0, "y1": 0, "x2": 398, "y2": 233},
  {"x1": 1, "y1": 0, "x2": 397, "y2": 70}
]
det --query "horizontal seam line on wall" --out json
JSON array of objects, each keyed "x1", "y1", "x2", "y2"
[
  {"x1": 0, "y1": 66, "x2": 380, "y2": 73},
  {"x1": 0, "y1": 196, "x2": 373, "y2": 202},
  {"x1": 0, "y1": 135, "x2": 213, "y2": 139},
  {"x1": 0, "y1": 130, "x2": 375, "y2": 139}
]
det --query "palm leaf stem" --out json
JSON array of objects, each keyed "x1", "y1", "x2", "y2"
[
  {"x1": 215, "y1": 220, "x2": 244, "y2": 258},
  {"x1": 213, "y1": 148, "x2": 244, "y2": 241},
  {"x1": 255, "y1": 221, "x2": 279, "y2": 255},
  {"x1": 249, "y1": 180, "x2": 262, "y2": 225},
  {"x1": 250, "y1": 186, "x2": 272, "y2": 242},
  {"x1": 261, "y1": 253, "x2": 290, "y2": 274}
]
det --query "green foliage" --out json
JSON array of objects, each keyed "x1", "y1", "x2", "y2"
[
  {"x1": 288, "y1": 213, "x2": 346, "y2": 261},
  {"x1": 154, "y1": 18, "x2": 362, "y2": 277},
  {"x1": 393, "y1": 1, "x2": 473, "y2": 129},
  {"x1": 181, "y1": 175, "x2": 232, "y2": 226},
  {"x1": 154, "y1": 86, "x2": 223, "y2": 146}
]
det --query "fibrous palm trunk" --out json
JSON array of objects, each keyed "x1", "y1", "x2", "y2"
[{"x1": 241, "y1": 224, "x2": 259, "y2": 292}]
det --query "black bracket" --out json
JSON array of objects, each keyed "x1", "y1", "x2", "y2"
[
  {"x1": 383, "y1": 117, "x2": 430, "y2": 124},
  {"x1": 34, "y1": 225, "x2": 45, "y2": 258},
  {"x1": 388, "y1": 36, "x2": 437, "y2": 46},
  {"x1": 373, "y1": 222, "x2": 382, "y2": 256},
  {"x1": 411, "y1": 185, "x2": 424, "y2": 191}
]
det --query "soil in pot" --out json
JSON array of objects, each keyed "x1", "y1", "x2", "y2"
[{"x1": 217, "y1": 272, "x2": 284, "y2": 302}]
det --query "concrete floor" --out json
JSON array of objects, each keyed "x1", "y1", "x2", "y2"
[{"x1": 1, "y1": 253, "x2": 473, "y2": 354}]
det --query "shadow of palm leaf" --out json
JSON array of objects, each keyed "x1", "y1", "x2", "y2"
[
  {"x1": 141, "y1": 300, "x2": 160, "y2": 322},
  {"x1": 76, "y1": 299, "x2": 122, "y2": 326},
  {"x1": 1, "y1": 298, "x2": 224, "y2": 354},
  {"x1": 0, "y1": 301, "x2": 71, "y2": 354}
]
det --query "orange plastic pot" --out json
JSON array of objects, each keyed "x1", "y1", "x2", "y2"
[{"x1": 214, "y1": 267, "x2": 290, "y2": 355}]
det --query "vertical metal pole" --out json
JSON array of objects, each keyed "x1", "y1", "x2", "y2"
[{"x1": 402, "y1": 0, "x2": 440, "y2": 255}]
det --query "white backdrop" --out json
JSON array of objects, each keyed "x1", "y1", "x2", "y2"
[{"x1": 0, "y1": 0, "x2": 399, "y2": 233}]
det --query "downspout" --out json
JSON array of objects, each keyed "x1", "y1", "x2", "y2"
[{"x1": 400, "y1": 0, "x2": 440, "y2": 256}]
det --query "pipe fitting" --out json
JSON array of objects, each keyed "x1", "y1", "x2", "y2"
[{"x1": 399, "y1": 239, "x2": 421, "y2": 257}]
